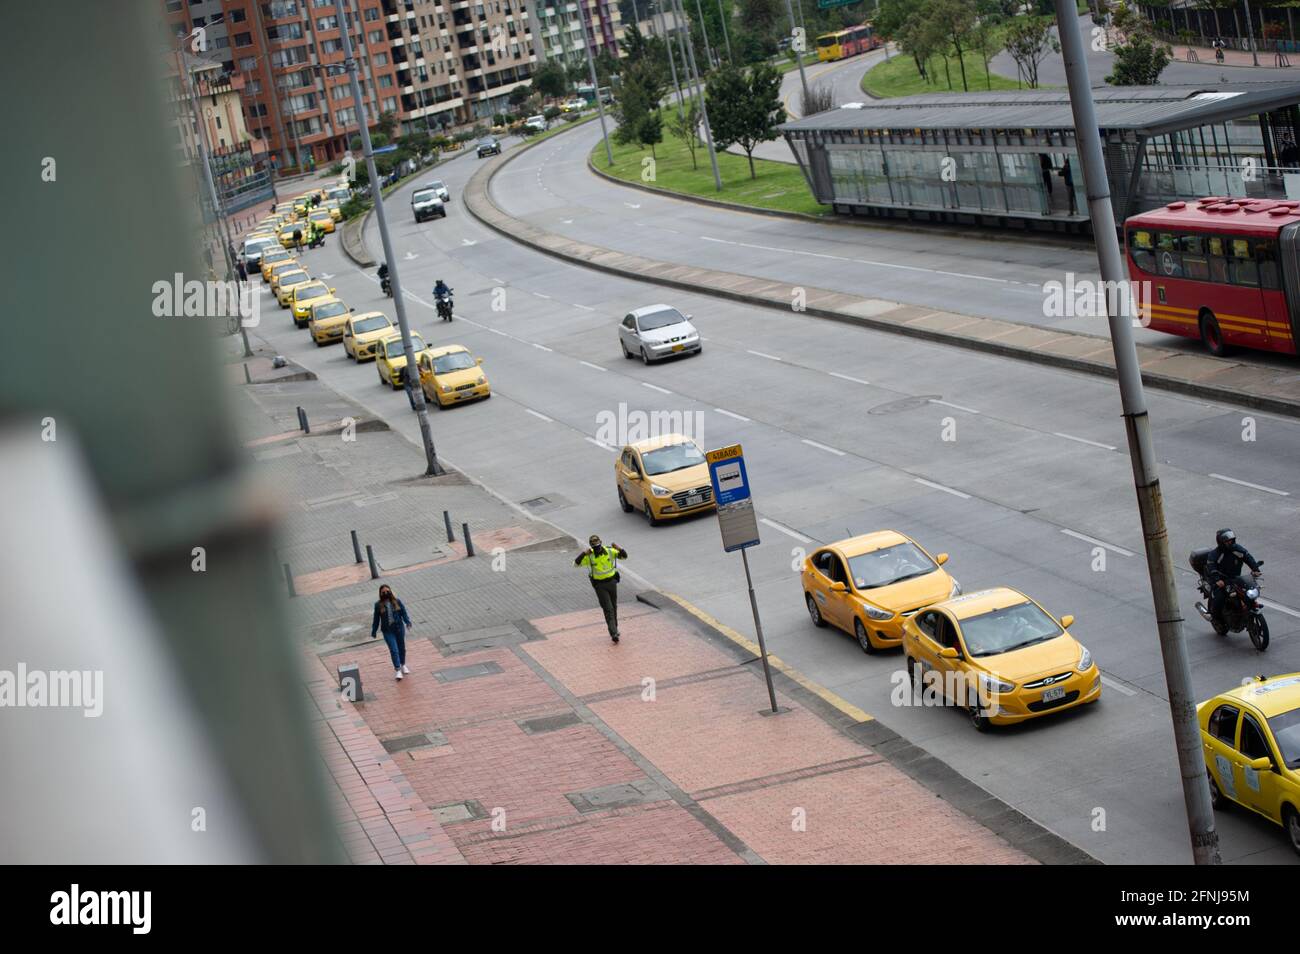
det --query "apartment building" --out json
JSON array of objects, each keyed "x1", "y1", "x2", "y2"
[
  {"x1": 531, "y1": 0, "x2": 623, "y2": 74},
  {"x1": 162, "y1": 0, "x2": 539, "y2": 172}
]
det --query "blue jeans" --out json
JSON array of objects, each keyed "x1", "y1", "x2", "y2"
[{"x1": 382, "y1": 630, "x2": 406, "y2": 670}]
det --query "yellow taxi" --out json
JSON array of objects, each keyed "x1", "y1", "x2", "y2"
[
  {"x1": 615, "y1": 434, "x2": 714, "y2": 526},
  {"x1": 1200, "y1": 673, "x2": 1300, "y2": 855},
  {"x1": 274, "y1": 202, "x2": 295, "y2": 217},
  {"x1": 417, "y1": 345, "x2": 490, "y2": 408},
  {"x1": 901, "y1": 587, "x2": 1100, "y2": 731},
  {"x1": 323, "y1": 199, "x2": 343, "y2": 222},
  {"x1": 278, "y1": 222, "x2": 308, "y2": 248},
  {"x1": 803, "y1": 530, "x2": 959, "y2": 653},
  {"x1": 258, "y1": 247, "x2": 295, "y2": 281},
  {"x1": 307, "y1": 208, "x2": 335, "y2": 234},
  {"x1": 308, "y1": 298, "x2": 351, "y2": 345},
  {"x1": 292, "y1": 195, "x2": 312, "y2": 216},
  {"x1": 274, "y1": 268, "x2": 312, "y2": 307},
  {"x1": 266, "y1": 257, "x2": 302, "y2": 288},
  {"x1": 290, "y1": 280, "x2": 336, "y2": 328},
  {"x1": 342, "y1": 311, "x2": 394, "y2": 361},
  {"x1": 376, "y1": 332, "x2": 428, "y2": 388}
]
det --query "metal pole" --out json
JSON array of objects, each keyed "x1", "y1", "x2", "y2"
[
  {"x1": 740, "y1": 548, "x2": 778, "y2": 714},
  {"x1": 366, "y1": 544, "x2": 380, "y2": 579},
  {"x1": 661, "y1": 2, "x2": 685, "y2": 117},
  {"x1": 296, "y1": 405, "x2": 309, "y2": 433},
  {"x1": 673, "y1": 0, "x2": 722, "y2": 190},
  {"x1": 462, "y1": 523, "x2": 475, "y2": 557},
  {"x1": 444, "y1": 509, "x2": 455, "y2": 542},
  {"x1": 1052, "y1": 0, "x2": 1220, "y2": 866},
  {"x1": 578, "y1": 0, "x2": 614, "y2": 166},
  {"x1": 716, "y1": 0, "x2": 732, "y2": 61},
  {"x1": 351, "y1": 529, "x2": 363, "y2": 564},
  {"x1": 782, "y1": 0, "x2": 810, "y2": 107},
  {"x1": 1243, "y1": 0, "x2": 1260, "y2": 67},
  {"x1": 693, "y1": 0, "x2": 715, "y2": 70},
  {"x1": 335, "y1": 0, "x2": 443, "y2": 476},
  {"x1": 283, "y1": 563, "x2": 296, "y2": 597}
]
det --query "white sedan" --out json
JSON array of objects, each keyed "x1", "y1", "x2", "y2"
[{"x1": 618, "y1": 305, "x2": 702, "y2": 364}]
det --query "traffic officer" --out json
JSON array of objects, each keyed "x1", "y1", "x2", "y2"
[{"x1": 575, "y1": 535, "x2": 628, "y2": 643}]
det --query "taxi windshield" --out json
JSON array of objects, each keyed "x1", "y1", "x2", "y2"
[
  {"x1": 847, "y1": 543, "x2": 936, "y2": 589},
  {"x1": 641, "y1": 442, "x2": 704, "y2": 476},
  {"x1": 1269, "y1": 709, "x2": 1300, "y2": 768},
  {"x1": 386, "y1": 336, "x2": 422, "y2": 357},
  {"x1": 637, "y1": 308, "x2": 686, "y2": 331},
  {"x1": 279, "y1": 272, "x2": 307, "y2": 284},
  {"x1": 433, "y1": 352, "x2": 475, "y2": 373},
  {"x1": 959, "y1": 602, "x2": 1062, "y2": 657},
  {"x1": 297, "y1": 284, "x2": 327, "y2": 299},
  {"x1": 354, "y1": 315, "x2": 389, "y2": 334},
  {"x1": 314, "y1": 302, "x2": 346, "y2": 318}
]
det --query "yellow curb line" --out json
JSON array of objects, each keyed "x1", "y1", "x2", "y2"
[{"x1": 661, "y1": 591, "x2": 875, "y2": 725}]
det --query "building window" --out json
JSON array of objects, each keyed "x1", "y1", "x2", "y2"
[
  {"x1": 230, "y1": 8, "x2": 246, "y2": 22},
  {"x1": 379, "y1": 74, "x2": 394, "y2": 87},
  {"x1": 368, "y1": 29, "x2": 383, "y2": 43},
  {"x1": 383, "y1": 97, "x2": 397, "y2": 111},
  {"x1": 239, "y1": 56, "x2": 257, "y2": 70},
  {"x1": 317, "y1": 15, "x2": 339, "y2": 30},
  {"x1": 374, "y1": 52, "x2": 388, "y2": 65},
  {"x1": 234, "y1": 32, "x2": 252, "y2": 47}
]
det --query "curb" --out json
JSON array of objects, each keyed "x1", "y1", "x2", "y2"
[
  {"x1": 464, "y1": 131, "x2": 1300, "y2": 420},
  {"x1": 641, "y1": 589, "x2": 1100, "y2": 865}
]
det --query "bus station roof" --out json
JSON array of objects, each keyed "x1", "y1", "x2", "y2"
[{"x1": 781, "y1": 83, "x2": 1300, "y2": 138}]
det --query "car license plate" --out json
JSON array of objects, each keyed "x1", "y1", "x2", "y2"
[
  {"x1": 672, "y1": 344, "x2": 684, "y2": 352},
  {"x1": 1042, "y1": 686, "x2": 1066, "y2": 703},
  {"x1": 684, "y1": 494, "x2": 703, "y2": 506}
]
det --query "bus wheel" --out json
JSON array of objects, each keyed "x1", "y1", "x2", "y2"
[{"x1": 1199, "y1": 310, "x2": 1229, "y2": 357}]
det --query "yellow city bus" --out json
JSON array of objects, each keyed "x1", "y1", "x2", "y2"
[{"x1": 816, "y1": 24, "x2": 879, "y2": 62}]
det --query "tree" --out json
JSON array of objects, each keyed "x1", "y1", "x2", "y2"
[
  {"x1": 706, "y1": 61, "x2": 784, "y2": 178},
  {"x1": 929, "y1": 0, "x2": 977, "y2": 92},
  {"x1": 508, "y1": 85, "x2": 530, "y2": 107},
  {"x1": 621, "y1": 21, "x2": 649, "y2": 62},
  {"x1": 532, "y1": 60, "x2": 569, "y2": 99},
  {"x1": 668, "y1": 101, "x2": 702, "y2": 170},
  {"x1": 1106, "y1": 7, "x2": 1172, "y2": 85},
  {"x1": 639, "y1": 110, "x2": 664, "y2": 159},
  {"x1": 613, "y1": 59, "x2": 665, "y2": 152},
  {"x1": 1003, "y1": 15, "x2": 1060, "y2": 89},
  {"x1": 896, "y1": 10, "x2": 943, "y2": 84}
]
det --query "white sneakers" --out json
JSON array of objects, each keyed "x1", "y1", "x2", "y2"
[
  {"x1": 395, "y1": 668, "x2": 403, "y2": 681},
  {"x1": 401, "y1": 664, "x2": 410, "y2": 674}
]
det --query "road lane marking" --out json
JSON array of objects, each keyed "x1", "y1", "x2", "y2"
[
  {"x1": 829, "y1": 371, "x2": 870, "y2": 385},
  {"x1": 1060, "y1": 528, "x2": 1135, "y2": 557},
  {"x1": 714, "y1": 408, "x2": 751, "y2": 422},
  {"x1": 524, "y1": 409, "x2": 553, "y2": 423},
  {"x1": 747, "y1": 349, "x2": 782, "y2": 361},
  {"x1": 913, "y1": 478, "x2": 970, "y2": 499},
  {"x1": 574, "y1": 304, "x2": 596, "y2": 312},
  {"x1": 533, "y1": 292, "x2": 552, "y2": 300},
  {"x1": 532, "y1": 343, "x2": 553, "y2": 352},
  {"x1": 1054, "y1": 432, "x2": 1117, "y2": 451},
  {"x1": 1101, "y1": 675, "x2": 1137, "y2": 697},
  {"x1": 1261, "y1": 598, "x2": 1300, "y2": 619},
  {"x1": 579, "y1": 360, "x2": 606, "y2": 371},
  {"x1": 760, "y1": 518, "x2": 811, "y2": 543},
  {"x1": 642, "y1": 382, "x2": 672, "y2": 394},
  {"x1": 801, "y1": 439, "x2": 845, "y2": 456},
  {"x1": 585, "y1": 437, "x2": 616, "y2": 452},
  {"x1": 1209, "y1": 473, "x2": 1290, "y2": 496},
  {"x1": 931, "y1": 399, "x2": 979, "y2": 414}
]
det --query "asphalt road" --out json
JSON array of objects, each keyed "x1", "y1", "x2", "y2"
[{"x1": 247, "y1": 139, "x2": 1300, "y2": 864}]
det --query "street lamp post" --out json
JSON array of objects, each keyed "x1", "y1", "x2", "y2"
[
  {"x1": 693, "y1": 0, "x2": 715, "y2": 70},
  {"x1": 672, "y1": 0, "x2": 721, "y2": 190},
  {"x1": 334, "y1": 0, "x2": 443, "y2": 476},
  {"x1": 660, "y1": 2, "x2": 685, "y2": 118},
  {"x1": 579, "y1": 2, "x2": 614, "y2": 166},
  {"x1": 716, "y1": 0, "x2": 732, "y2": 62},
  {"x1": 783, "y1": 0, "x2": 810, "y2": 108},
  {"x1": 1051, "y1": 0, "x2": 1220, "y2": 866}
]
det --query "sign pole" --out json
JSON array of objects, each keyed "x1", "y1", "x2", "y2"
[{"x1": 741, "y1": 547, "x2": 778, "y2": 714}]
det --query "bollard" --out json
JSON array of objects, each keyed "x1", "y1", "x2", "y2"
[
  {"x1": 338, "y1": 663, "x2": 362, "y2": 703},
  {"x1": 462, "y1": 523, "x2": 474, "y2": 558},
  {"x1": 297, "y1": 406, "x2": 310, "y2": 433},
  {"x1": 243, "y1": 363, "x2": 252, "y2": 384},
  {"x1": 283, "y1": 563, "x2": 296, "y2": 597},
  {"x1": 443, "y1": 510, "x2": 455, "y2": 543},
  {"x1": 366, "y1": 544, "x2": 380, "y2": 579},
  {"x1": 351, "y1": 529, "x2": 363, "y2": 564}
]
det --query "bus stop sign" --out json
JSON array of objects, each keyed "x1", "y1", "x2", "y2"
[{"x1": 706, "y1": 444, "x2": 760, "y2": 552}]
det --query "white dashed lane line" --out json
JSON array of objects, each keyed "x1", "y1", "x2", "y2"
[
  {"x1": 801, "y1": 438, "x2": 845, "y2": 457},
  {"x1": 747, "y1": 349, "x2": 783, "y2": 362},
  {"x1": 714, "y1": 408, "x2": 751, "y2": 422},
  {"x1": 532, "y1": 343, "x2": 553, "y2": 352},
  {"x1": 931, "y1": 399, "x2": 979, "y2": 414},
  {"x1": 579, "y1": 361, "x2": 606, "y2": 372},
  {"x1": 760, "y1": 518, "x2": 813, "y2": 544},
  {"x1": 1100, "y1": 675, "x2": 1138, "y2": 697},
  {"x1": 829, "y1": 371, "x2": 870, "y2": 385},
  {"x1": 1060, "y1": 528, "x2": 1135, "y2": 558},
  {"x1": 1209, "y1": 473, "x2": 1290, "y2": 496},
  {"x1": 913, "y1": 477, "x2": 970, "y2": 499},
  {"x1": 1054, "y1": 432, "x2": 1117, "y2": 451},
  {"x1": 1262, "y1": 599, "x2": 1300, "y2": 619},
  {"x1": 524, "y1": 408, "x2": 553, "y2": 423},
  {"x1": 585, "y1": 437, "x2": 617, "y2": 452},
  {"x1": 642, "y1": 382, "x2": 672, "y2": 394}
]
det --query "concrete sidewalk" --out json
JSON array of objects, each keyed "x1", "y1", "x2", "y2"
[
  {"x1": 466, "y1": 124, "x2": 1300, "y2": 420},
  {"x1": 231, "y1": 348, "x2": 1091, "y2": 864}
]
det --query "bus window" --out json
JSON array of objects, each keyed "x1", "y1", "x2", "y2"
[
  {"x1": 1256, "y1": 239, "x2": 1280, "y2": 289},
  {"x1": 1179, "y1": 234, "x2": 1210, "y2": 281},
  {"x1": 1206, "y1": 235, "x2": 1229, "y2": 282},
  {"x1": 1230, "y1": 237, "x2": 1258, "y2": 286},
  {"x1": 1128, "y1": 229, "x2": 1156, "y2": 273},
  {"x1": 1155, "y1": 232, "x2": 1183, "y2": 278}
]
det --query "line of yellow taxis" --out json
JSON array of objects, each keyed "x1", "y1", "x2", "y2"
[
  {"x1": 602, "y1": 433, "x2": 1299, "y2": 851},
  {"x1": 244, "y1": 182, "x2": 492, "y2": 411}
]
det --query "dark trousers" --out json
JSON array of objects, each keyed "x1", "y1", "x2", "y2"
[
  {"x1": 592, "y1": 577, "x2": 619, "y2": 637},
  {"x1": 382, "y1": 630, "x2": 407, "y2": 669},
  {"x1": 1209, "y1": 576, "x2": 1245, "y2": 619}
]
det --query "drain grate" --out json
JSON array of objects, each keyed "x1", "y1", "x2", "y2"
[
  {"x1": 566, "y1": 779, "x2": 669, "y2": 813},
  {"x1": 381, "y1": 730, "x2": 448, "y2": 754},
  {"x1": 518, "y1": 712, "x2": 582, "y2": 735},
  {"x1": 521, "y1": 496, "x2": 551, "y2": 508},
  {"x1": 868, "y1": 394, "x2": 941, "y2": 415},
  {"x1": 434, "y1": 660, "x2": 504, "y2": 684}
]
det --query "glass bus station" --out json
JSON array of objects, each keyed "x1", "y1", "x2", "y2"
[{"x1": 781, "y1": 84, "x2": 1300, "y2": 233}]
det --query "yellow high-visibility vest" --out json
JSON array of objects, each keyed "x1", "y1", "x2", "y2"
[{"x1": 584, "y1": 547, "x2": 618, "y2": 581}]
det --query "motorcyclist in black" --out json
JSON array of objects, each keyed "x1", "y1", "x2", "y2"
[
  {"x1": 434, "y1": 279, "x2": 452, "y2": 319},
  {"x1": 1206, "y1": 529, "x2": 1261, "y2": 621},
  {"x1": 433, "y1": 279, "x2": 450, "y2": 298}
]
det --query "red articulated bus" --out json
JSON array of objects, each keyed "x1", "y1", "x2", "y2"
[{"x1": 1124, "y1": 197, "x2": 1299, "y2": 356}]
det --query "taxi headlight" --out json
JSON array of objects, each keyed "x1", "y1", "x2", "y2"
[
  {"x1": 441, "y1": 385, "x2": 452, "y2": 393},
  {"x1": 861, "y1": 602, "x2": 893, "y2": 621},
  {"x1": 1077, "y1": 646, "x2": 1093, "y2": 672},
  {"x1": 650, "y1": 483, "x2": 672, "y2": 497},
  {"x1": 475, "y1": 377, "x2": 485, "y2": 386},
  {"x1": 978, "y1": 672, "x2": 1015, "y2": 694}
]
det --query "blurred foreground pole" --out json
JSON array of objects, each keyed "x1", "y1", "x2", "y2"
[{"x1": 1052, "y1": 0, "x2": 1220, "y2": 866}]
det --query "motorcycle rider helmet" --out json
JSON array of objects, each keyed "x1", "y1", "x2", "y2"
[{"x1": 1215, "y1": 528, "x2": 1236, "y2": 548}]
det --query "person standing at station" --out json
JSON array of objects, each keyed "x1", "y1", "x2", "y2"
[
  {"x1": 1060, "y1": 159, "x2": 1078, "y2": 216},
  {"x1": 575, "y1": 535, "x2": 628, "y2": 643}
]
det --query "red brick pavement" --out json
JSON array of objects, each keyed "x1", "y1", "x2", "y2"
[{"x1": 308, "y1": 603, "x2": 1037, "y2": 864}]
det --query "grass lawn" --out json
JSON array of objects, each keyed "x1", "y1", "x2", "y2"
[
  {"x1": 775, "y1": 52, "x2": 820, "y2": 74},
  {"x1": 861, "y1": 48, "x2": 1027, "y2": 98},
  {"x1": 590, "y1": 128, "x2": 830, "y2": 217}
]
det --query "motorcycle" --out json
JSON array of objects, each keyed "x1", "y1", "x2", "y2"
[
  {"x1": 380, "y1": 275, "x2": 392, "y2": 297},
  {"x1": 308, "y1": 231, "x2": 326, "y2": 249},
  {"x1": 1190, "y1": 549, "x2": 1269, "y2": 651},
  {"x1": 436, "y1": 290, "x2": 454, "y2": 321}
]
